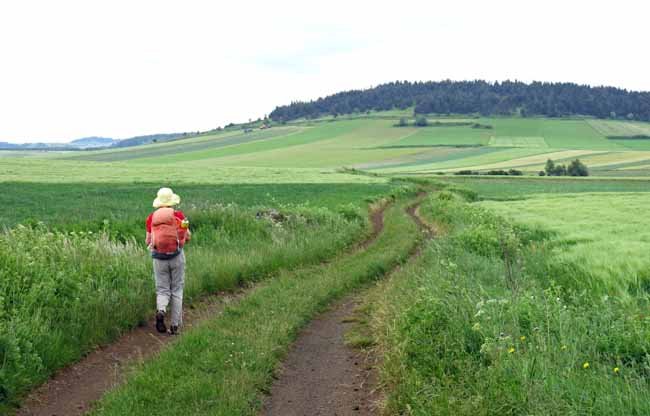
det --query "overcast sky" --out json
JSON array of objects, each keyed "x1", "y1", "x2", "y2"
[{"x1": 1, "y1": 0, "x2": 648, "y2": 143}]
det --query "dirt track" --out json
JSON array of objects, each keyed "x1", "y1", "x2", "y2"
[
  {"x1": 261, "y1": 196, "x2": 433, "y2": 416},
  {"x1": 261, "y1": 296, "x2": 380, "y2": 416},
  {"x1": 15, "y1": 290, "x2": 248, "y2": 416}
]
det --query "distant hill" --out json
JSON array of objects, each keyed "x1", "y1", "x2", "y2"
[
  {"x1": 70, "y1": 137, "x2": 116, "y2": 148},
  {"x1": 269, "y1": 80, "x2": 650, "y2": 122},
  {"x1": 0, "y1": 141, "x2": 73, "y2": 150},
  {"x1": 0, "y1": 132, "x2": 187, "y2": 151},
  {"x1": 111, "y1": 133, "x2": 186, "y2": 148}
]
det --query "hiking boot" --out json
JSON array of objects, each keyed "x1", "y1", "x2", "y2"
[
  {"x1": 155, "y1": 310, "x2": 167, "y2": 333},
  {"x1": 169, "y1": 325, "x2": 180, "y2": 335}
]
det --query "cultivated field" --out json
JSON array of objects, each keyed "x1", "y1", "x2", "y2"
[
  {"x1": 5, "y1": 115, "x2": 650, "y2": 177},
  {"x1": 365, "y1": 183, "x2": 650, "y2": 415},
  {"x1": 479, "y1": 192, "x2": 650, "y2": 292},
  {"x1": 3, "y1": 114, "x2": 650, "y2": 415}
]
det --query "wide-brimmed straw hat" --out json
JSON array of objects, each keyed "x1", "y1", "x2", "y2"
[{"x1": 153, "y1": 187, "x2": 181, "y2": 208}]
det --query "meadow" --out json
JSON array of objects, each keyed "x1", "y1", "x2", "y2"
[
  {"x1": 5, "y1": 114, "x2": 650, "y2": 177},
  {"x1": 4, "y1": 113, "x2": 650, "y2": 414},
  {"x1": 0, "y1": 174, "x2": 405, "y2": 411},
  {"x1": 0, "y1": 182, "x2": 393, "y2": 231}
]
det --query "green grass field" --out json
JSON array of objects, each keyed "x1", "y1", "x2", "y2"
[
  {"x1": 365, "y1": 188, "x2": 650, "y2": 415},
  {"x1": 439, "y1": 176, "x2": 650, "y2": 199},
  {"x1": 479, "y1": 192, "x2": 650, "y2": 293},
  {"x1": 0, "y1": 182, "x2": 393, "y2": 231},
  {"x1": 4, "y1": 114, "x2": 650, "y2": 414},
  {"x1": 5, "y1": 115, "x2": 650, "y2": 176}
]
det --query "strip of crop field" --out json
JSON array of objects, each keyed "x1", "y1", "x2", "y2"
[
  {"x1": 130, "y1": 120, "x2": 370, "y2": 164},
  {"x1": 386, "y1": 126, "x2": 491, "y2": 147},
  {"x1": 357, "y1": 147, "x2": 501, "y2": 171},
  {"x1": 175, "y1": 121, "x2": 430, "y2": 168},
  {"x1": 618, "y1": 162, "x2": 650, "y2": 171},
  {"x1": 91, "y1": 193, "x2": 422, "y2": 416},
  {"x1": 68, "y1": 128, "x2": 303, "y2": 162},
  {"x1": 607, "y1": 138, "x2": 650, "y2": 151},
  {"x1": 377, "y1": 148, "x2": 554, "y2": 173},
  {"x1": 439, "y1": 176, "x2": 650, "y2": 200},
  {"x1": 367, "y1": 190, "x2": 650, "y2": 415},
  {"x1": 0, "y1": 158, "x2": 389, "y2": 184},
  {"x1": 519, "y1": 150, "x2": 650, "y2": 173},
  {"x1": 489, "y1": 118, "x2": 618, "y2": 150},
  {"x1": 436, "y1": 149, "x2": 605, "y2": 172},
  {"x1": 586, "y1": 119, "x2": 650, "y2": 137},
  {"x1": 487, "y1": 136, "x2": 548, "y2": 148}
]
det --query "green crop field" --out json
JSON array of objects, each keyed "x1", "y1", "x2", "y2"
[
  {"x1": 7, "y1": 115, "x2": 650, "y2": 176},
  {"x1": 487, "y1": 136, "x2": 548, "y2": 148},
  {"x1": 586, "y1": 119, "x2": 650, "y2": 137},
  {"x1": 440, "y1": 175, "x2": 650, "y2": 199},
  {"x1": 365, "y1": 189, "x2": 650, "y2": 414},
  {"x1": 4, "y1": 113, "x2": 650, "y2": 414},
  {"x1": 479, "y1": 192, "x2": 650, "y2": 292},
  {"x1": 386, "y1": 125, "x2": 491, "y2": 147}
]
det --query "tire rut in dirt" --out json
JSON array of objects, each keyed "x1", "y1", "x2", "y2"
[
  {"x1": 15, "y1": 291, "x2": 246, "y2": 416},
  {"x1": 261, "y1": 296, "x2": 378, "y2": 416},
  {"x1": 261, "y1": 195, "x2": 433, "y2": 416}
]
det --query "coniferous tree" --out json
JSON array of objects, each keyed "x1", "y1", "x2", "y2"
[{"x1": 269, "y1": 80, "x2": 650, "y2": 122}]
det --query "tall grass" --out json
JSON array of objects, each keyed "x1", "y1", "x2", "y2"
[
  {"x1": 91, "y1": 193, "x2": 421, "y2": 416},
  {"x1": 478, "y1": 192, "x2": 650, "y2": 297},
  {"x1": 0, "y1": 202, "x2": 364, "y2": 411},
  {"x1": 368, "y1": 191, "x2": 650, "y2": 415}
]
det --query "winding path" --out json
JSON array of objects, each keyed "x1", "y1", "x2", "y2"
[{"x1": 261, "y1": 196, "x2": 434, "y2": 416}]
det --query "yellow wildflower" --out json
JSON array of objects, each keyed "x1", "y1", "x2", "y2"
[
  {"x1": 583, "y1": 362, "x2": 590, "y2": 369},
  {"x1": 520, "y1": 336, "x2": 526, "y2": 342},
  {"x1": 614, "y1": 367, "x2": 620, "y2": 374},
  {"x1": 508, "y1": 347, "x2": 515, "y2": 354}
]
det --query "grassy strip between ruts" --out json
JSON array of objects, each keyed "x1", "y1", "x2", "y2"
[
  {"x1": 91, "y1": 190, "x2": 422, "y2": 415},
  {"x1": 366, "y1": 190, "x2": 650, "y2": 415}
]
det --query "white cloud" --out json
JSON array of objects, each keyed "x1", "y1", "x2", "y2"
[{"x1": 0, "y1": 0, "x2": 648, "y2": 142}]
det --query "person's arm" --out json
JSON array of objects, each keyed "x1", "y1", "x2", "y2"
[{"x1": 145, "y1": 214, "x2": 153, "y2": 249}]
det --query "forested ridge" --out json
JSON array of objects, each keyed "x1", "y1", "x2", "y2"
[{"x1": 269, "y1": 80, "x2": 650, "y2": 122}]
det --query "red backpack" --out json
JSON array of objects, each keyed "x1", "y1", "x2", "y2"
[{"x1": 151, "y1": 207, "x2": 181, "y2": 254}]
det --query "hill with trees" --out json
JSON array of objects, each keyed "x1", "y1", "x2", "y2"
[{"x1": 269, "y1": 80, "x2": 650, "y2": 122}]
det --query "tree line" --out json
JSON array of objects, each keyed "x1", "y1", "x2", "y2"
[
  {"x1": 269, "y1": 80, "x2": 650, "y2": 122},
  {"x1": 542, "y1": 159, "x2": 589, "y2": 176}
]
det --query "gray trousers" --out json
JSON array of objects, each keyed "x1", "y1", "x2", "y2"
[{"x1": 153, "y1": 251, "x2": 185, "y2": 327}]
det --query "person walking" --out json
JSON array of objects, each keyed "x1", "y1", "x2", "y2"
[{"x1": 145, "y1": 187, "x2": 191, "y2": 335}]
